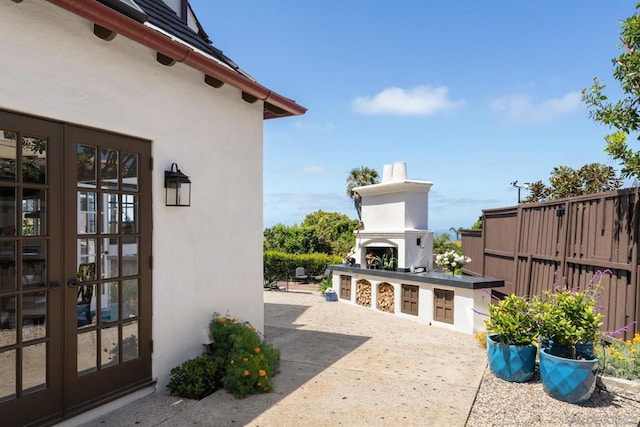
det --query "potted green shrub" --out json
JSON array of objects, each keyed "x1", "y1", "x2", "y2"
[
  {"x1": 484, "y1": 294, "x2": 538, "y2": 382},
  {"x1": 533, "y1": 270, "x2": 607, "y2": 403}
]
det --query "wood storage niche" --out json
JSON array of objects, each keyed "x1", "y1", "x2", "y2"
[
  {"x1": 356, "y1": 279, "x2": 372, "y2": 307},
  {"x1": 377, "y1": 282, "x2": 395, "y2": 313}
]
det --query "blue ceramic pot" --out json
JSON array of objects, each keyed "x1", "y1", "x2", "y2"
[
  {"x1": 539, "y1": 348, "x2": 598, "y2": 404},
  {"x1": 541, "y1": 339, "x2": 594, "y2": 358},
  {"x1": 486, "y1": 334, "x2": 537, "y2": 382},
  {"x1": 325, "y1": 292, "x2": 337, "y2": 302}
]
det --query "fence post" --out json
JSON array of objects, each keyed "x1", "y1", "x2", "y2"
[
  {"x1": 481, "y1": 213, "x2": 486, "y2": 277},
  {"x1": 631, "y1": 188, "x2": 639, "y2": 329},
  {"x1": 514, "y1": 204, "x2": 524, "y2": 295},
  {"x1": 559, "y1": 201, "x2": 569, "y2": 288}
]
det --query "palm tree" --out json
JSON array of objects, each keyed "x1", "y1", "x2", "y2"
[
  {"x1": 449, "y1": 227, "x2": 462, "y2": 241},
  {"x1": 346, "y1": 166, "x2": 380, "y2": 220}
]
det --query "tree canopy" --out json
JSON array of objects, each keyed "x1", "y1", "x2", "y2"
[
  {"x1": 432, "y1": 233, "x2": 462, "y2": 255},
  {"x1": 583, "y1": 2, "x2": 640, "y2": 179},
  {"x1": 264, "y1": 210, "x2": 360, "y2": 256},
  {"x1": 522, "y1": 163, "x2": 622, "y2": 203}
]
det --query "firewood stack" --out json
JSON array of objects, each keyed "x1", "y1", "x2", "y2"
[
  {"x1": 356, "y1": 280, "x2": 371, "y2": 307},
  {"x1": 377, "y1": 283, "x2": 394, "y2": 313}
]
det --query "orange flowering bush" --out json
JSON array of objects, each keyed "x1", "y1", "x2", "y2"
[
  {"x1": 596, "y1": 332, "x2": 640, "y2": 380},
  {"x1": 168, "y1": 313, "x2": 280, "y2": 400},
  {"x1": 210, "y1": 312, "x2": 280, "y2": 398}
]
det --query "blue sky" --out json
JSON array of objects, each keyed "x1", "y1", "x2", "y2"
[{"x1": 190, "y1": 0, "x2": 634, "y2": 234}]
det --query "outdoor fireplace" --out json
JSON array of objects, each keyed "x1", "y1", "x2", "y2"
[
  {"x1": 332, "y1": 161, "x2": 504, "y2": 335},
  {"x1": 352, "y1": 162, "x2": 433, "y2": 271}
]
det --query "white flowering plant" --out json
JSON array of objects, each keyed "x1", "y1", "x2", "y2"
[{"x1": 435, "y1": 250, "x2": 471, "y2": 274}]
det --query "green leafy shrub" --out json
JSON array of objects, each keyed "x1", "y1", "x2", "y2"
[
  {"x1": 168, "y1": 313, "x2": 281, "y2": 400},
  {"x1": 533, "y1": 290, "x2": 603, "y2": 348},
  {"x1": 209, "y1": 313, "x2": 280, "y2": 398},
  {"x1": 264, "y1": 251, "x2": 342, "y2": 280},
  {"x1": 167, "y1": 353, "x2": 221, "y2": 400},
  {"x1": 532, "y1": 271, "x2": 606, "y2": 359},
  {"x1": 224, "y1": 337, "x2": 280, "y2": 398},
  {"x1": 485, "y1": 294, "x2": 538, "y2": 346},
  {"x1": 317, "y1": 276, "x2": 333, "y2": 295}
]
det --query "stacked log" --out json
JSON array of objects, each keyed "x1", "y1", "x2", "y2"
[
  {"x1": 356, "y1": 280, "x2": 371, "y2": 307},
  {"x1": 377, "y1": 283, "x2": 394, "y2": 313}
]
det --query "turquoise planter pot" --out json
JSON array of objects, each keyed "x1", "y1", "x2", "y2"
[
  {"x1": 541, "y1": 339, "x2": 594, "y2": 358},
  {"x1": 539, "y1": 348, "x2": 599, "y2": 404},
  {"x1": 486, "y1": 334, "x2": 537, "y2": 382},
  {"x1": 325, "y1": 292, "x2": 337, "y2": 301}
]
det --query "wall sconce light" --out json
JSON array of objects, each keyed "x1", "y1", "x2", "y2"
[
  {"x1": 164, "y1": 163, "x2": 191, "y2": 207},
  {"x1": 416, "y1": 237, "x2": 421, "y2": 246}
]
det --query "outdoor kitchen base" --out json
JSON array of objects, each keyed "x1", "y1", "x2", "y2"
[{"x1": 332, "y1": 266, "x2": 504, "y2": 335}]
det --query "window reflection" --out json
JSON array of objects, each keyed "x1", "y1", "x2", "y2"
[
  {"x1": 23, "y1": 240, "x2": 45, "y2": 290},
  {"x1": 22, "y1": 343, "x2": 46, "y2": 394},
  {"x1": 122, "y1": 279, "x2": 138, "y2": 318},
  {"x1": 0, "y1": 350, "x2": 16, "y2": 402},
  {"x1": 102, "y1": 193, "x2": 118, "y2": 234},
  {"x1": 78, "y1": 192, "x2": 96, "y2": 234},
  {"x1": 77, "y1": 145, "x2": 96, "y2": 188},
  {"x1": 100, "y1": 149, "x2": 118, "y2": 190},
  {"x1": 101, "y1": 282, "x2": 118, "y2": 323},
  {"x1": 77, "y1": 240, "x2": 96, "y2": 278},
  {"x1": 22, "y1": 291, "x2": 46, "y2": 341},
  {"x1": 122, "y1": 194, "x2": 136, "y2": 234},
  {"x1": 101, "y1": 238, "x2": 118, "y2": 279},
  {"x1": 0, "y1": 187, "x2": 16, "y2": 236},
  {"x1": 101, "y1": 325, "x2": 119, "y2": 368},
  {"x1": 0, "y1": 130, "x2": 17, "y2": 182},
  {"x1": 77, "y1": 284, "x2": 96, "y2": 328},
  {"x1": 22, "y1": 189, "x2": 46, "y2": 236},
  {"x1": 77, "y1": 330, "x2": 97, "y2": 375},
  {"x1": 122, "y1": 152, "x2": 138, "y2": 192},
  {"x1": 0, "y1": 242, "x2": 16, "y2": 291},
  {"x1": 122, "y1": 321, "x2": 139, "y2": 362},
  {"x1": 122, "y1": 237, "x2": 138, "y2": 276},
  {"x1": 22, "y1": 136, "x2": 46, "y2": 184},
  {"x1": 0, "y1": 295, "x2": 16, "y2": 345}
]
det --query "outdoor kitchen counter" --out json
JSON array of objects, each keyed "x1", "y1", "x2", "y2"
[{"x1": 330, "y1": 265, "x2": 504, "y2": 290}]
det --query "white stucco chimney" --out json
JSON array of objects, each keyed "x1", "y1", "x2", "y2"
[
  {"x1": 382, "y1": 161, "x2": 407, "y2": 183},
  {"x1": 352, "y1": 162, "x2": 434, "y2": 271}
]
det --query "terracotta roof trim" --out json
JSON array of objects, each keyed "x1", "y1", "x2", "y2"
[{"x1": 45, "y1": 0, "x2": 306, "y2": 119}]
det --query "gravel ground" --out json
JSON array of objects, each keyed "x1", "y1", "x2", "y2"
[{"x1": 466, "y1": 366, "x2": 640, "y2": 426}]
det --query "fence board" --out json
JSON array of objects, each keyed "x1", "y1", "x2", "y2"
[
  {"x1": 460, "y1": 229, "x2": 482, "y2": 277},
  {"x1": 463, "y1": 188, "x2": 640, "y2": 341}
]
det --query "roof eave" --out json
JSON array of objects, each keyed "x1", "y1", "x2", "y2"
[{"x1": 45, "y1": 0, "x2": 307, "y2": 119}]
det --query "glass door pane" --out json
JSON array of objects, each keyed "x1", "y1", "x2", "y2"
[
  {"x1": 0, "y1": 115, "x2": 61, "y2": 426},
  {"x1": 65, "y1": 125, "x2": 150, "y2": 414},
  {"x1": 74, "y1": 143, "x2": 142, "y2": 375}
]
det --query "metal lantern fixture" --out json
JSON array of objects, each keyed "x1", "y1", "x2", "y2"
[{"x1": 164, "y1": 163, "x2": 191, "y2": 207}]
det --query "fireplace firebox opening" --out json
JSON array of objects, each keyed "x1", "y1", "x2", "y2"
[{"x1": 364, "y1": 247, "x2": 397, "y2": 271}]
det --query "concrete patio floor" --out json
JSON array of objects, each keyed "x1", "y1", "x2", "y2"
[{"x1": 69, "y1": 287, "x2": 486, "y2": 426}]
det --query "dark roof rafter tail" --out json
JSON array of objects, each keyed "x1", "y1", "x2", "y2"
[{"x1": 44, "y1": 0, "x2": 306, "y2": 118}]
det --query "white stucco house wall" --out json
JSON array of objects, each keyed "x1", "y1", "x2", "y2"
[{"x1": 0, "y1": 0, "x2": 305, "y2": 424}]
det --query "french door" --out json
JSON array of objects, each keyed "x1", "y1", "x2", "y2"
[{"x1": 0, "y1": 110, "x2": 152, "y2": 426}]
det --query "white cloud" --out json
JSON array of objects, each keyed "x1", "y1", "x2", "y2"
[
  {"x1": 352, "y1": 86, "x2": 466, "y2": 116},
  {"x1": 489, "y1": 91, "x2": 581, "y2": 124}
]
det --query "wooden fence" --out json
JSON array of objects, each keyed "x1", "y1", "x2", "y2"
[{"x1": 461, "y1": 188, "x2": 640, "y2": 340}]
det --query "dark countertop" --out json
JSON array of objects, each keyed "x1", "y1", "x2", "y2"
[{"x1": 331, "y1": 265, "x2": 504, "y2": 290}]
